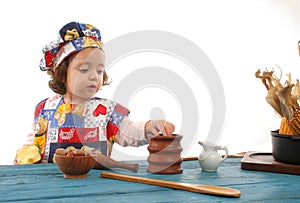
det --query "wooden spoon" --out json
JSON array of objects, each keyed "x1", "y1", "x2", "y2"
[
  {"x1": 94, "y1": 153, "x2": 139, "y2": 173},
  {"x1": 101, "y1": 172, "x2": 241, "y2": 198}
]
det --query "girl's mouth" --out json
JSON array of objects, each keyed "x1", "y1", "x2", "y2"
[
  {"x1": 87, "y1": 85, "x2": 97, "y2": 91},
  {"x1": 88, "y1": 85, "x2": 97, "y2": 89}
]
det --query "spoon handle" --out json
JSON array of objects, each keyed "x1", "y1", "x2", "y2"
[
  {"x1": 94, "y1": 154, "x2": 139, "y2": 173},
  {"x1": 101, "y1": 172, "x2": 241, "y2": 198}
]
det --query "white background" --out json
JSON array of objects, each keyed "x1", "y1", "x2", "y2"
[{"x1": 1, "y1": 0, "x2": 300, "y2": 165}]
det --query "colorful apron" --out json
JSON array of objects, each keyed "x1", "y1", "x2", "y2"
[{"x1": 33, "y1": 95, "x2": 129, "y2": 163}]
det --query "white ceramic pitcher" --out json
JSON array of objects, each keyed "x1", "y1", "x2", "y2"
[{"x1": 198, "y1": 141, "x2": 228, "y2": 172}]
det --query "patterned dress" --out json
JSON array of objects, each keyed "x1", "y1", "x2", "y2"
[{"x1": 33, "y1": 95, "x2": 129, "y2": 163}]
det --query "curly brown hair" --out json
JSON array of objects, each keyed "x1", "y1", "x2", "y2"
[{"x1": 47, "y1": 50, "x2": 110, "y2": 95}]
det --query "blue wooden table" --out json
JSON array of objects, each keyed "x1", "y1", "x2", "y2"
[{"x1": 1, "y1": 158, "x2": 300, "y2": 202}]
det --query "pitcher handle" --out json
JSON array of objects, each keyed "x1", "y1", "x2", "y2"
[{"x1": 217, "y1": 145, "x2": 228, "y2": 163}]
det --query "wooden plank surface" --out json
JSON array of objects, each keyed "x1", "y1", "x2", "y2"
[{"x1": 1, "y1": 158, "x2": 300, "y2": 202}]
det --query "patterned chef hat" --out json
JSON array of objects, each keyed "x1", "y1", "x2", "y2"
[{"x1": 39, "y1": 21, "x2": 103, "y2": 71}]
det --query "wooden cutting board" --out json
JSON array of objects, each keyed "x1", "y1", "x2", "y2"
[{"x1": 241, "y1": 151, "x2": 300, "y2": 175}]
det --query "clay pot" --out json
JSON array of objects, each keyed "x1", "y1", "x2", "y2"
[
  {"x1": 271, "y1": 130, "x2": 300, "y2": 165},
  {"x1": 147, "y1": 134, "x2": 183, "y2": 174}
]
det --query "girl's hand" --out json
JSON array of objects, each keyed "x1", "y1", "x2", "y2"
[{"x1": 145, "y1": 120, "x2": 175, "y2": 139}]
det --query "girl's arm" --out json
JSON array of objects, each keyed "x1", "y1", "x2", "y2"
[
  {"x1": 115, "y1": 117, "x2": 148, "y2": 147},
  {"x1": 115, "y1": 117, "x2": 175, "y2": 147}
]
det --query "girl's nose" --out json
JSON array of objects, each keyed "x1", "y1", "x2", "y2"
[{"x1": 89, "y1": 70, "x2": 98, "y2": 80}]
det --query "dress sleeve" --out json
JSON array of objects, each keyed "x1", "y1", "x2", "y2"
[
  {"x1": 23, "y1": 99, "x2": 48, "y2": 146},
  {"x1": 106, "y1": 103, "x2": 130, "y2": 143},
  {"x1": 115, "y1": 116, "x2": 149, "y2": 147}
]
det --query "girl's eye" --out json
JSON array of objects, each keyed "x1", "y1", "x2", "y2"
[
  {"x1": 97, "y1": 70, "x2": 104, "y2": 74},
  {"x1": 79, "y1": 68, "x2": 88, "y2": 73}
]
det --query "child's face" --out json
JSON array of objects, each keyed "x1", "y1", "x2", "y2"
[{"x1": 65, "y1": 48, "x2": 105, "y2": 104}]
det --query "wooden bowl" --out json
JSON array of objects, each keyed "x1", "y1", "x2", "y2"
[{"x1": 54, "y1": 154, "x2": 96, "y2": 179}]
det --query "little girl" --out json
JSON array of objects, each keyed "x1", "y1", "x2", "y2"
[{"x1": 16, "y1": 21, "x2": 175, "y2": 164}]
